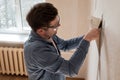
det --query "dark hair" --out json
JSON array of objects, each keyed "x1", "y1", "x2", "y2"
[{"x1": 26, "y1": 2, "x2": 58, "y2": 32}]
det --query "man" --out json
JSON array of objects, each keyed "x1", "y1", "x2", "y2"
[{"x1": 24, "y1": 2, "x2": 100, "y2": 80}]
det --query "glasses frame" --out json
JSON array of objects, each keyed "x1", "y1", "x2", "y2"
[{"x1": 42, "y1": 16, "x2": 60, "y2": 30}]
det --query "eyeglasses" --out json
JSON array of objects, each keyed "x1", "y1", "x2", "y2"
[
  {"x1": 41, "y1": 18, "x2": 60, "y2": 30},
  {"x1": 41, "y1": 23, "x2": 60, "y2": 31},
  {"x1": 47, "y1": 23, "x2": 60, "y2": 29}
]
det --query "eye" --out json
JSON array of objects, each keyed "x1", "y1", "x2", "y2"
[{"x1": 48, "y1": 21, "x2": 60, "y2": 29}]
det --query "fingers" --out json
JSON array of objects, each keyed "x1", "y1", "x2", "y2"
[{"x1": 83, "y1": 28, "x2": 100, "y2": 42}]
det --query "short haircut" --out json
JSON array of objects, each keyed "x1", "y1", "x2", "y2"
[{"x1": 26, "y1": 2, "x2": 58, "y2": 32}]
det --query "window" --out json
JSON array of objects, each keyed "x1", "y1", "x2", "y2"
[{"x1": 0, "y1": 0, "x2": 45, "y2": 34}]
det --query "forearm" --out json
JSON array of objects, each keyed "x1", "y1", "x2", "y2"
[
  {"x1": 69, "y1": 39, "x2": 90, "y2": 74},
  {"x1": 57, "y1": 39, "x2": 90, "y2": 76}
]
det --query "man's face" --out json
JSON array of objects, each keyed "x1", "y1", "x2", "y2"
[{"x1": 44, "y1": 15, "x2": 60, "y2": 38}]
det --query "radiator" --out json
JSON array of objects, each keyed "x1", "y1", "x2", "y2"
[{"x1": 0, "y1": 47, "x2": 27, "y2": 76}]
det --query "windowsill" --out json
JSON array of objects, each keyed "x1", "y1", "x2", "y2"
[{"x1": 0, "y1": 33, "x2": 29, "y2": 47}]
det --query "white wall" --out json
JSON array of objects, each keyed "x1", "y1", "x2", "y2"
[{"x1": 87, "y1": 0, "x2": 120, "y2": 80}]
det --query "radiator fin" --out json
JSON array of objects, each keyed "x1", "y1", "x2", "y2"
[{"x1": 0, "y1": 47, "x2": 27, "y2": 76}]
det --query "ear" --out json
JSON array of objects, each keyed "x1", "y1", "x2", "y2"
[{"x1": 36, "y1": 28, "x2": 45, "y2": 35}]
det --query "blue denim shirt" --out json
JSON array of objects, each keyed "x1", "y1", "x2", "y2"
[{"x1": 24, "y1": 31, "x2": 90, "y2": 80}]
